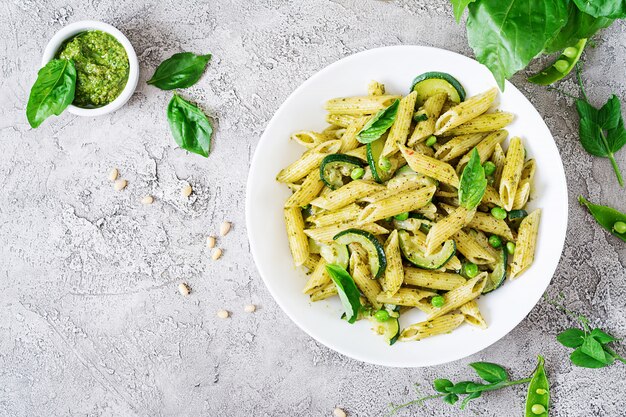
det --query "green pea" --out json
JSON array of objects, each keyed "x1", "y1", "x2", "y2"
[
  {"x1": 613, "y1": 221, "x2": 626, "y2": 234},
  {"x1": 379, "y1": 157, "x2": 391, "y2": 171},
  {"x1": 301, "y1": 204, "x2": 311, "y2": 210},
  {"x1": 431, "y1": 295, "x2": 445, "y2": 308},
  {"x1": 535, "y1": 389, "x2": 547, "y2": 395},
  {"x1": 488, "y1": 235, "x2": 502, "y2": 248},
  {"x1": 483, "y1": 161, "x2": 496, "y2": 176},
  {"x1": 394, "y1": 212, "x2": 409, "y2": 221},
  {"x1": 506, "y1": 241, "x2": 516, "y2": 254},
  {"x1": 491, "y1": 206, "x2": 507, "y2": 220},
  {"x1": 563, "y1": 46, "x2": 578, "y2": 58},
  {"x1": 374, "y1": 309, "x2": 390, "y2": 322},
  {"x1": 553, "y1": 59, "x2": 569, "y2": 73},
  {"x1": 531, "y1": 404, "x2": 546, "y2": 415},
  {"x1": 425, "y1": 136, "x2": 437, "y2": 147},
  {"x1": 463, "y1": 262, "x2": 479, "y2": 278},
  {"x1": 350, "y1": 167, "x2": 365, "y2": 180}
]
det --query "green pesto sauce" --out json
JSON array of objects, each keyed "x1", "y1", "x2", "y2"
[{"x1": 57, "y1": 30, "x2": 129, "y2": 108}]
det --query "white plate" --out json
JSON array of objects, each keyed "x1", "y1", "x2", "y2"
[{"x1": 246, "y1": 46, "x2": 568, "y2": 367}]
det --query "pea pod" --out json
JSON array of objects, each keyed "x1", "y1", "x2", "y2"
[
  {"x1": 528, "y1": 39, "x2": 587, "y2": 86},
  {"x1": 579, "y1": 195, "x2": 626, "y2": 242},
  {"x1": 525, "y1": 356, "x2": 550, "y2": 417}
]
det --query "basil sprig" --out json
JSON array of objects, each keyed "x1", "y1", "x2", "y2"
[
  {"x1": 357, "y1": 99, "x2": 400, "y2": 144},
  {"x1": 458, "y1": 148, "x2": 487, "y2": 210},
  {"x1": 147, "y1": 52, "x2": 212, "y2": 90},
  {"x1": 167, "y1": 94, "x2": 213, "y2": 157},
  {"x1": 26, "y1": 59, "x2": 76, "y2": 128},
  {"x1": 325, "y1": 263, "x2": 361, "y2": 324}
]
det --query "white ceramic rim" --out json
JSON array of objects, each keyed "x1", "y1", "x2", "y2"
[
  {"x1": 246, "y1": 45, "x2": 569, "y2": 367},
  {"x1": 41, "y1": 20, "x2": 139, "y2": 116}
]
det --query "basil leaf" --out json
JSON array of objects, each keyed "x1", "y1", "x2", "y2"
[
  {"x1": 458, "y1": 148, "x2": 487, "y2": 210},
  {"x1": 167, "y1": 94, "x2": 213, "y2": 157},
  {"x1": 590, "y1": 328, "x2": 617, "y2": 344},
  {"x1": 433, "y1": 379, "x2": 454, "y2": 393},
  {"x1": 469, "y1": 362, "x2": 508, "y2": 383},
  {"x1": 466, "y1": 0, "x2": 568, "y2": 89},
  {"x1": 325, "y1": 263, "x2": 362, "y2": 324},
  {"x1": 573, "y1": 0, "x2": 626, "y2": 19},
  {"x1": 450, "y1": 0, "x2": 477, "y2": 22},
  {"x1": 148, "y1": 52, "x2": 212, "y2": 90},
  {"x1": 557, "y1": 328, "x2": 586, "y2": 348},
  {"x1": 357, "y1": 99, "x2": 400, "y2": 144},
  {"x1": 581, "y1": 335, "x2": 609, "y2": 363},
  {"x1": 570, "y1": 347, "x2": 611, "y2": 368},
  {"x1": 544, "y1": 3, "x2": 613, "y2": 53},
  {"x1": 26, "y1": 59, "x2": 76, "y2": 128}
]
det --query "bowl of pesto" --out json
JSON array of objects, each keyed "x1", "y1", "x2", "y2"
[{"x1": 41, "y1": 20, "x2": 139, "y2": 116}]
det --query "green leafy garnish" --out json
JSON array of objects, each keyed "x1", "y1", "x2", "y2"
[
  {"x1": 450, "y1": 0, "x2": 477, "y2": 22},
  {"x1": 469, "y1": 362, "x2": 508, "y2": 383},
  {"x1": 26, "y1": 59, "x2": 76, "y2": 128},
  {"x1": 148, "y1": 52, "x2": 212, "y2": 90},
  {"x1": 544, "y1": 3, "x2": 613, "y2": 53},
  {"x1": 325, "y1": 264, "x2": 362, "y2": 324},
  {"x1": 357, "y1": 99, "x2": 400, "y2": 144},
  {"x1": 458, "y1": 148, "x2": 487, "y2": 210},
  {"x1": 167, "y1": 94, "x2": 213, "y2": 157},
  {"x1": 572, "y1": 0, "x2": 626, "y2": 19}
]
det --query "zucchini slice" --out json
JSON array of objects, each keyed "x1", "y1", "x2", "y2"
[
  {"x1": 507, "y1": 209, "x2": 528, "y2": 230},
  {"x1": 366, "y1": 137, "x2": 393, "y2": 183},
  {"x1": 410, "y1": 72, "x2": 466, "y2": 105},
  {"x1": 320, "y1": 154, "x2": 364, "y2": 189},
  {"x1": 483, "y1": 249, "x2": 507, "y2": 294},
  {"x1": 369, "y1": 315, "x2": 400, "y2": 345},
  {"x1": 320, "y1": 242, "x2": 349, "y2": 269},
  {"x1": 334, "y1": 229, "x2": 387, "y2": 279},
  {"x1": 397, "y1": 230, "x2": 456, "y2": 270}
]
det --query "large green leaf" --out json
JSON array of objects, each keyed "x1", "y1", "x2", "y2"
[
  {"x1": 167, "y1": 94, "x2": 213, "y2": 157},
  {"x1": 450, "y1": 0, "x2": 477, "y2": 22},
  {"x1": 466, "y1": 0, "x2": 569, "y2": 89},
  {"x1": 573, "y1": 0, "x2": 626, "y2": 19},
  {"x1": 26, "y1": 59, "x2": 76, "y2": 128},
  {"x1": 544, "y1": 2, "x2": 613, "y2": 53},
  {"x1": 147, "y1": 52, "x2": 212, "y2": 90}
]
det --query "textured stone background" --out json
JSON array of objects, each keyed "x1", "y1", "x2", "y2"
[{"x1": 1, "y1": 1, "x2": 625, "y2": 416}]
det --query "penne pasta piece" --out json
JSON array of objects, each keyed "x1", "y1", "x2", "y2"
[
  {"x1": 340, "y1": 116, "x2": 370, "y2": 152},
  {"x1": 399, "y1": 145, "x2": 459, "y2": 187},
  {"x1": 285, "y1": 169, "x2": 325, "y2": 208},
  {"x1": 349, "y1": 249, "x2": 382, "y2": 309},
  {"x1": 512, "y1": 180, "x2": 531, "y2": 210},
  {"x1": 325, "y1": 95, "x2": 401, "y2": 115},
  {"x1": 443, "y1": 255, "x2": 462, "y2": 271},
  {"x1": 290, "y1": 130, "x2": 332, "y2": 148},
  {"x1": 491, "y1": 143, "x2": 506, "y2": 189},
  {"x1": 302, "y1": 253, "x2": 321, "y2": 272},
  {"x1": 359, "y1": 175, "x2": 428, "y2": 203},
  {"x1": 460, "y1": 300, "x2": 487, "y2": 329},
  {"x1": 456, "y1": 130, "x2": 508, "y2": 173},
  {"x1": 481, "y1": 185, "x2": 502, "y2": 207},
  {"x1": 403, "y1": 267, "x2": 466, "y2": 291},
  {"x1": 310, "y1": 281, "x2": 338, "y2": 301},
  {"x1": 358, "y1": 185, "x2": 436, "y2": 224},
  {"x1": 303, "y1": 257, "x2": 331, "y2": 294},
  {"x1": 407, "y1": 92, "x2": 448, "y2": 146},
  {"x1": 276, "y1": 140, "x2": 341, "y2": 183},
  {"x1": 326, "y1": 113, "x2": 358, "y2": 128},
  {"x1": 468, "y1": 211, "x2": 515, "y2": 241},
  {"x1": 441, "y1": 112, "x2": 514, "y2": 137},
  {"x1": 307, "y1": 203, "x2": 363, "y2": 227},
  {"x1": 380, "y1": 230, "x2": 404, "y2": 296},
  {"x1": 345, "y1": 145, "x2": 368, "y2": 161},
  {"x1": 434, "y1": 88, "x2": 498, "y2": 135},
  {"x1": 453, "y1": 229, "x2": 497, "y2": 264},
  {"x1": 310, "y1": 180, "x2": 385, "y2": 211},
  {"x1": 425, "y1": 206, "x2": 476, "y2": 256},
  {"x1": 399, "y1": 313, "x2": 465, "y2": 342},
  {"x1": 284, "y1": 207, "x2": 309, "y2": 266},
  {"x1": 376, "y1": 287, "x2": 437, "y2": 307},
  {"x1": 367, "y1": 80, "x2": 386, "y2": 96},
  {"x1": 304, "y1": 222, "x2": 388, "y2": 243},
  {"x1": 499, "y1": 136, "x2": 525, "y2": 211},
  {"x1": 382, "y1": 91, "x2": 418, "y2": 157},
  {"x1": 511, "y1": 209, "x2": 541, "y2": 278},
  {"x1": 413, "y1": 142, "x2": 436, "y2": 157},
  {"x1": 427, "y1": 272, "x2": 487, "y2": 319},
  {"x1": 434, "y1": 133, "x2": 485, "y2": 162}
]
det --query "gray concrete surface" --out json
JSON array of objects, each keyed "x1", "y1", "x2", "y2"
[{"x1": 1, "y1": 1, "x2": 625, "y2": 416}]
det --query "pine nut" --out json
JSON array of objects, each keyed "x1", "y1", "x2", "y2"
[
  {"x1": 108, "y1": 168, "x2": 119, "y2": 181},
  {"x1": 220, "y1": 221, "x2": 232, "y2": 236},
  {"x1": 206, "y1": 236, "x2": 216, "y2": 248},
  {"x1": 181, "y1": 183, "x2": 192, "y2": 198},
  {"x1": 211, "y1": 248, "x2": 223, "y2": 260},
  {"x1": 141, "y1": 195, "x2": 154, "y2": 205},
  {"x1": 178, "y1": 283, "x2": 191, "y2": 296},
  {"x1": 244, "y1": 304, "x2": 256, "y2": 313},
  {"x1": 216, "y1": 309, "x2": 229, "y2": 319},
  {"x1": 113, "y1": 179, "x2": 127, "y2": 191},
  {"x1": 333, "y1": 408, "x2": 346, "y2": 417}
]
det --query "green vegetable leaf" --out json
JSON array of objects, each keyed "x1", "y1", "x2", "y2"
[
  {"x1": 167, "y1": 94, "x2": 213, "y2": 157},
  {"x1": 357, "y1": 99, "x2": 399, "y2": 144},
  {"x1": 148, "y1": 52, "x2": 212, "y2": 90},
  {"x1": 460, "y1": 391, "x2": 481, "y2": 410},
  {"x1": 557, "y1": 328, "x2": 586, "y2": 348},
  {"x1": 446, "y1": 381, "x2": 474, "y2": 394},
  {"x1": 590, "y1": 328, "x2": 617, "y2": 344},
  {"x1": 458, "y1": 148, "x2": 487, "y2": 210},
  {"x1": 450, "y1": 0, "x2": 477, "y2": 22},
  {"x1": 570, "y1": 347, "x2": 613, "y2": 368},
  {"x1": 466, "y1": 0, "x2": 568, "y2": 90},
  {"x1": 579, "y1": 195, "x2": 626, "y2": 242},
  {"x1": 544, "y1": 3, "x2": 613, "y2": 53},
  {"x1": 581, "y1": 335, "x2": 610, "y2": 363},
  {"x1": 597, "y1": 95, "x2": 622, "y2": 130},
  {"x1": 26, "y1": 59, "x2": 76, "y2": 128},
  {"x1": 573, "y1": 0, "x2": 626, "y2": 19},
  {"x1": 442, "y1": 393, "x2": 459, "y2": 405},
  {"x1": 325, "y1": 263, "x2": 362, "y2": 324},
  {"x1": 433, "y1": 379, "x2": 454, "y2": 393},
  {"x1": 469, "y1": 362, "x2": 509, "y2": 383},
  {"x1": 606, "y1": 116, "x2": 626, "y2": 152}
]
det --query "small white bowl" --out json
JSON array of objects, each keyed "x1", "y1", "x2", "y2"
[{"x1": 41, "y1": 20, "x2": 139, "y2": 117}]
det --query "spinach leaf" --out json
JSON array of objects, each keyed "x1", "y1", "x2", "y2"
[
  {"x1": 357, "y1": 99, "x2": 399, "y2": 144},
  {"x1": 469, "y1": 362, "x2": 508, "y2": 383},
  {"x1": 466, "y1": 0, "x2": 568, "y2": 89},
  {"x1": 148, "y1": 52, "x2": 212, "y2": 90},
  {"x1": 325, "y1": 263, "x2": 362, "y2": 324},
  {"x1": 450, "y1": 0, "x2": 477, "y2": 22},
  {"x1": 573, "y1": 0, "x2": 626, "y2": 19},
  {"x1": 167, "y1": 94, "x2": 213, "y2": 157},
  {"x1": 545, "y1": 3, "x2": 613, "y2": 53},
  {"x1": 458, "y1": 148, "x2": 487, "y2": 210},
  {"x1": 26, "y1": 59, "x2": 76, "y2": 128}
]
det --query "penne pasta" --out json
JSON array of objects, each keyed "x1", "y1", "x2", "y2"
[
  {"x1": 290, "y1": 130, "x2": 332, "y2": 148},
  {"x1": 326, "y1": 113, "x2": 358, "y2": 128},
  {"x1": 456, "y1": 130, "x2": 508, "y2": 173},
  {"x1": 460, "y1": 300, "x2": 487, "y2": 329},
  {"x1": 427, "y1": 272, "x2": 488, "y2": 319},
  {"x1": 325, "y1": 95, "x2": 401, "y2": 115},
  {"x1": 440, "y1": 112, "x2": 514, "y2": 136},
  {"x1": 284, "y1": 207, "x2": 309, "y2": 266},
  {"x1": 434, "y1": 133, "x2": 485, "y2": 162},
  {"x1": 408, "y1": 92, "x2": 448, "y2": 146},
  {"x1": 399, "y1": 313, "x2": 465, "y2": 342},
  {"x1": 376, "y1": 287, "x2": 437, "y2": 307},
  {"x1": 349, "y1": 248, "x2": 382, "y2": 309},
  {"x1": 491, "y1": 143, "x2": 506, "y2": 189},
  {"x1": 399, "y1": 145, "x2": 460, "y2": 187},
  {"x1": 403, "y1": 267, "x2": 466, "y2": 291},
  {"x1": 357, "y1": 185, "x2": 436, "y2": 224},
  {"x1": 382, "y1": 91, "x2": 418, "y2": 157},
  {"x1": 310, "y1": 180, "x2": 385, "y2": 211},
  {"x1": 277, "y1": 140, "x2": 341, "y2": 183},
  {"x1": 453, "y1": 229, "x2": 497, "y2": 264},
  {"x1": 425, "y1": 206, "x2": 476, "y2": 255},
  {"x1": 304, "y1": 222, "x2": 388, "y2": 243},
  {"x1": 307, "y1": 203, "x2": 363, "y2": 227},
  {"x1": 284, "y1": 169, "x2": 325, "y2": 208},
  {"x1": 339, "y1": 116, "x2": 370, "y2": 152},
  {"x1": 367, "y1": 80, "x2": 386, "y2": 96},
  {"x1": 511, "y1": 209, "x2": 541, "y2": 278},
  {"x1": 310, "y1": 281, "x2": 338, "y2": 301},
  {"x1": 499, "y1": 136, "x2": 525, "y2": 211},
  {"x1": 434, "y1": 88, "x2": 498, "y2": 135},
  {"x1": 380, "y1": 230, "x2": 404, "y2": 296},
  {"x1": 303, "y1": 257, "x2": 331, "y2": 294}
]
